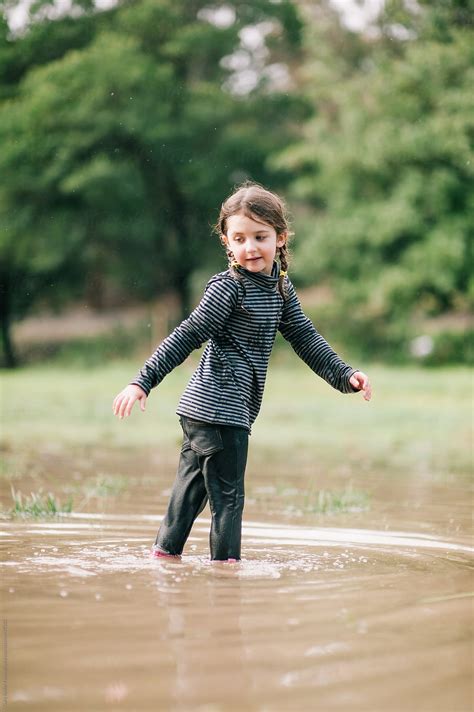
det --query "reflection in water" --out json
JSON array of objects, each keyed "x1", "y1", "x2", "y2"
[
  {"x1": 153, "y1": 563, "x2": 252, "y2": 706},
  {"x1": 2, "y1": 514, "x2": 473, "y2": 710}
]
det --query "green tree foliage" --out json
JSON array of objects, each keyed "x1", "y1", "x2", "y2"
[
  {"x1": 276, "y1": 1, "x2": 473, "y2": 359},
  {"x1": 0, "y1": 0, "x2": 305, "y2": 366}
]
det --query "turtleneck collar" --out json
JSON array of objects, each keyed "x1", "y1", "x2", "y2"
[{"x1": 237, "y1": 261, "x2": 280, "y2": 292}]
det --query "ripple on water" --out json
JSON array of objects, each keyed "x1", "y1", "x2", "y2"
[
  {"x1": 1, "y1": 514, "x2": 472, "y2": 584},
  {"x1": 3, "y1": 513, "x2": 472, "y2": 712}
]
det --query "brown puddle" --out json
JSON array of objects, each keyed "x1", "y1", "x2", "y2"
[{"x1": 2, "y1": 500, "x2": 473, "y2": 712}]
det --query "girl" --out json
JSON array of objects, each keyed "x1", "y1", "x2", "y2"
[{"x1": 112, "y1": 182, "x2": 371, "y2": 562}]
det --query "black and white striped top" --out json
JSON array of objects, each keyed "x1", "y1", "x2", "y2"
[{"x1": 132, "y1": 264, "x2": 357, "y2": 431}]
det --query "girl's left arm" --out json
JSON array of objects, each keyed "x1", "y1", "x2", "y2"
[{"x1": 279, "y1": 280, "x2": 371, "y2": 399}]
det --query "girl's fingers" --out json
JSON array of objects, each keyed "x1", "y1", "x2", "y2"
[
  {"x1": 125, "y1": 397, "x2": 136, "y2": 417},
  {"x1": 114, "y1": 393, "x2": 125, "y2": 417},
  {"x1": 350, "y1": 372, "x2": 372, "y2": 401},
  {"x1": 114, "y1": 394, "x2": 130, "y2": 418},
  {"x1": 113, "y1": 394, "x2": 123, "y2": 415},
  {"x1": 113, "y1": 392, "x2": 146, "y2": 418},
  {"x1": 121, "y1": 396, "x2": 134, "y2": 418},
  {"x1": 362, "y1": 377, "x2": 372, "y2": 401}
]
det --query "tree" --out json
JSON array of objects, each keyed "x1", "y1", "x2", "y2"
[
  {"x1": 0, "y1": 0, "x2": 305, "y2": 366},
  {"x1": 274, "y1": 1, "x2": 473, "y2": 358}
]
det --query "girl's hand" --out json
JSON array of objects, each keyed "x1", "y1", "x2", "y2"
[
  {"x1": 113, "y1": 384, "x2": 147, "y2": 419},
  {"x1": 349, "y1": 371, "x2": 372, "y2": 401}
]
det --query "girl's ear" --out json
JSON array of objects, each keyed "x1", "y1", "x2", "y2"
[
  {"x1": 276, "y1": 231, "x2": 288, "y2": 248},
  {"x1": 221, "y1": 234, "x2": 229, "y2": 246}
]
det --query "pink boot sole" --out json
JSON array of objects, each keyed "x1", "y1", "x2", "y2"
[{"x1": 151, "y1": 548, "x2": 181, "y2": 560}]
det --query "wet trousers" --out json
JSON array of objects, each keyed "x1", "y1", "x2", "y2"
[{"x1": 154, "y1": 417, "x2": 249, "y2": 560}]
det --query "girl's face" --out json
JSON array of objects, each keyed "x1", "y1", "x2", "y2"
[{"x1": 223, "y1": 213, "x2": 286, "y2": 276}]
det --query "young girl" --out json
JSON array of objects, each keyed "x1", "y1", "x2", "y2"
[{"x1": 113, "y1": 182, "x2": 371, "y2": 562}]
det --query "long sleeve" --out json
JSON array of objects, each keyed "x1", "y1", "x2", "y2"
[
  {"x1": 278, "y1": 280, "x2": 357, "y2": 394},
  {"x1": 131, "y1": 277, "x2": 240, "y2": 396}
]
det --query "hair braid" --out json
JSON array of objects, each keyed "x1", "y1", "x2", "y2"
[
  {"x1": 278, "y1": 243, "x2": 290, "y2": 300},
  {"x1": 226, "y1": 247, "x2": 244, "y2": 286}
]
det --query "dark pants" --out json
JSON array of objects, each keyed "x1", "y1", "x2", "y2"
[{"x1": 154, "y1": 417, "x2": 249, "y2": 560}]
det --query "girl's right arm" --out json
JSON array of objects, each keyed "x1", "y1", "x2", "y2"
[{"x1": 113, "y1": 276, "x2": 240, "y2": 417}]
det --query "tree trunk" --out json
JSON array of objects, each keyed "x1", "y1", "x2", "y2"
[
  {"x1": 0, "y1": 269, "x2": 18, "y2": 368},
  {"x1": 176, "y1": 271, "x2": 192, "y2": 322},
  {"x1": 84, "y1": 245, "x2": 106, "y2": 311}
]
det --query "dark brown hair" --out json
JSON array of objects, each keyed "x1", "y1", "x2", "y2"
[{"x1": 214, "y1": 181, "x2": 293, "y2": 299}]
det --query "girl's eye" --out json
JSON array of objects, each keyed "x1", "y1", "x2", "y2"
[{"x1": 256, "y1": 235, "x2": 267, "y2": 241}]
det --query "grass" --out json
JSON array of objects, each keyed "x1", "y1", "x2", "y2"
[
  {"x1": 1, "y1": 357, "x2": 471, "y2": 490},
  {"x1": 304, "y1": 484, "x2": 370, "y2": 515},
  {"x1": 84, "y1": 473, "x2": 129, "y2": 498},
  {"x1": 248, "y1": 481, "x2": 370, "y2": 516},
  {"x1": 8, "y1": 487, "x2": 73, "y2": 519}
]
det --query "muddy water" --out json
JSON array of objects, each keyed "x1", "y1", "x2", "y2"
[{"x1": 2, "y1": 468, "x2": 473, "y2": 712}]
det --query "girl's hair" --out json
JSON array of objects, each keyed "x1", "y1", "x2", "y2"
[{"x1": 214, "y1": 181, "x2": 293, "y2": 299}]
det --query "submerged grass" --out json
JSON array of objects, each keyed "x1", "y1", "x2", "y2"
[
  {"x1": 8, "y1": 487, "x2": 73, "y2": 519},
  {"x1": 250, "y1": 482, "x2": 370, "y2": 517},
  {"x1": 304, "y1": 484, "x2": 370, "y2": 515},
  {"x1": 84, "y1": 473, "x2": 129, "y2": 498}
]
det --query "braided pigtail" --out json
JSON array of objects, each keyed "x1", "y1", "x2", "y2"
[
  {"x1": 278, "y1": 242, "x2": 290, "y2": 300},
  {"x1": 226, "y1": 247, "x2": 244, "y2": 285}
]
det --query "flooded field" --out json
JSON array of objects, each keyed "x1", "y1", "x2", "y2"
[
  {"x1": 1, "y1": 364, "x2": 473, "y2": 710},
  {"x1": 2, "y1": 456, "x2": 473, "y2": 712}
]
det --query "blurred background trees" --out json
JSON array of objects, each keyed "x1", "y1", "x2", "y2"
[
  {"x1": 0, "y1": 0, "x2": 472, "y2": 367},
  {"x1": 277, "y1": 0, "x2": 473, "y2": 361}
]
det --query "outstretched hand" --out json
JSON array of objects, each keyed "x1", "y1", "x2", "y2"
[
  {"x1": 349, "y1": 371, "x2": 372, "y2": 401},
  {"x1": 113, "y1": 384, "x2": 147, "y2": 419}
]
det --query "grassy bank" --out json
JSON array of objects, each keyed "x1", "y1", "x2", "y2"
[{"x1": 1, "y1": 357, "x2": 471, "y2": 482}]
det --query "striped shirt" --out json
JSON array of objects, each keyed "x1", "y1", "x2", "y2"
[{"x1": 131, "y1": 264, "x2": 357, "y2": 431}]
